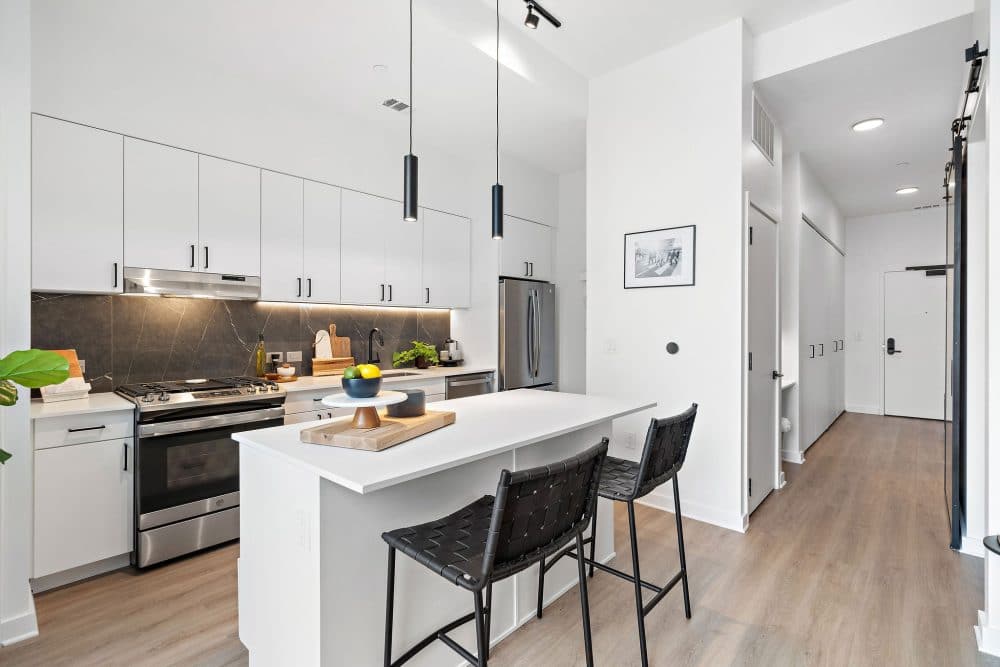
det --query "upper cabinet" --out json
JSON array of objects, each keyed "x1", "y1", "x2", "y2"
[
  {"x1": 303, "y1": 181, "x2": 342, "y2": 303},
  {"x1": 500, "y1": 216, "x2": 553, "y2": 282},
  {"x1": 124, "y1": 138, "x2": 199, "y2": 272},
  {"x1": 422, "y1": 208, "x2": 471, "y2": 308},
  {"x1": 32, "y1": 116, "x2": 124, "y2": 293},
  {"x1": 198, "y1": 156, "x2": 261, "y2": 276}
]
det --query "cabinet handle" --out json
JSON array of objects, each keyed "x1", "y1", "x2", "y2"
[
  {"x1": 425, "y1": 287, "x2": 430, "y2": 304},
  {"x1": 123, "y1": 442, "x2": 128, "y2": 471},
  {"x1": 67, "y1": 425, "x2": 106, "y2": 433},
  {"x1": 113, "y1": 262, "x2": 118, "y2": 288},
  {"x1": 190, "y1": 244, "x2": 196, "y2": 268},
  {"x1": 819, "y1": 343, "x2": 824, "y2": 357},
  {"x1": 204, "y1": 246, "x2": 209, "y2": 269},
  {"x1": 297, "y1": 277, "x2": 302, "y2": 298},
  {"x1": 307, "y1": 278, "x2": 312, "y2": 298},
  {"x1": 388, "y1": 284, "x2": 393, "y2": 302},
  {"x1": 312, "y1": 397, "x2": 323, "y2": 402},
  {"x1": 809, "y1": 345, "x2": 815, "y2": 359},
  {"x1": 380, "y1": 284, "x2": 385, "y2": 301},
  {"x1": 529, "y1": 262, "x2": 534, "y2": 277},
  {"x1": 327, "y1": 412, "x2": 333, "y2": 419},
  {"x1": 525, "y1": 261, "x2": 530, "y2": 276}
]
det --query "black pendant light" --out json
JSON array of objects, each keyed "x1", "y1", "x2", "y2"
[
  {"x1": 403, "y1": 0, "x2": 418, "y2": 222},
  {"x1": 491, "y1": 0, "x2": 504, "y2": 240}
]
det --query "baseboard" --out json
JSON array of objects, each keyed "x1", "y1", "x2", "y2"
[
  {"x1": 636, "y1": 491, "x2": 746, "y2": 533},
  {"x1": 30, "y1": 553, "x2": 131, "y2": 593},
  {"x1": 977, "y1": 609, "x2": 1000, "y2": 657},
  {"x1": 961, "y1": 536, "x2": 986, "y2": 559},
  {"x1": 781, "y1": 449, "x2": 805, "y2": 464},
  {"x1": 0, "y1": 609, "x2": 39, "y2": 647},
  {"x1": 846, "y1": 404, "x2": 881, "y2": 415}
]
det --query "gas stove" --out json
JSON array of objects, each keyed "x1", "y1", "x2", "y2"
[{"x1": 116, "y1": 376, "x2": 285, "y2": 412}]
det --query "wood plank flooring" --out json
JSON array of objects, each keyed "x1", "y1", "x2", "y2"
[{"x1": 2, "y1": 412, "x2": 994, "y2": 666}]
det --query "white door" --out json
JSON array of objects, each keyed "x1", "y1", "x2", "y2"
[
  {"x1": 32, "y1": 116, "x2": 124, "y2": 293},
  {"x1": 260, "y1": 171, "x2": 304, "y2": 302},
  {"x1": 884, "y1": 270, "x2": 947, "y2": 419},
  {"x1": 34, "y1": 439, "x2": 133, "y2": 578},
  {"x1": 341, "y1": 190, "x2": 390, "y2": 304},
  {"x1": 422, "y1": 208, "x2": 471, "y2": 307},
  {"x1": 198, "y1": 156, "x2": 261, "y2": 276},
  {"x1": 303, "y1": 181, "x2": 342, "y2": 303},
  {"x1": 747, "y1": 205, "x2": 779, "y2": 514},
  {"x1": 124, "y1": 138, "x2": 199, "y2": 272}
]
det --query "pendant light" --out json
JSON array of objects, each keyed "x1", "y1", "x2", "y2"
[
  {"x1": 491, "y1": 0, "x2": 504, "y2": 240},
  {"x1": 403, "y1": 0, "x2": 418, "y2": 222}
]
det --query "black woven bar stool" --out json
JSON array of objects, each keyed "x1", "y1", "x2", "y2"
[
  {"x1": 536, "y1": 404, "x2": 698, "y2": 667},
  {"x1": 382, "y1": 438, "x2": 609, "y2": 667}
]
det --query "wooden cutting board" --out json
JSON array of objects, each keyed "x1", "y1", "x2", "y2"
[
  {"x1": 328, "y1": 324, "x2": 353, "y2": 358},
  {"x1": 299, "y1": 410, "x2": 456, "y2": 451}
]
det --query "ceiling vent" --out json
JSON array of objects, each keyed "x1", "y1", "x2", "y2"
[
  {"x1": 752, "y1": 93, "x2": 775, "y2": 164},
  {"x1": 382, "y1": 98, "x2": 410, "y2": 112}
]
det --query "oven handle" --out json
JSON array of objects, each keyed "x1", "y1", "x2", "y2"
[{"x1": 137, "y1": 407, "x2": 286, "y2": 438}]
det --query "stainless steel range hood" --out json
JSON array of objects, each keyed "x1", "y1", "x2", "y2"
[{"x1": 123, "y1": 267, "x2": 260, "y2": 300}]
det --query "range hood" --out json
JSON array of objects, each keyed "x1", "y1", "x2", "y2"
[{"x1": 123, "y1": 267, "x2": 260, "y2": 300}]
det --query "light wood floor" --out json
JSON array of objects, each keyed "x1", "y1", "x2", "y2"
[{"x1": 2, "y1": 413, "x2": 994, "y2": 666}]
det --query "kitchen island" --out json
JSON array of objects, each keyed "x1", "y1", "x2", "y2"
[{"x1": 235, "y1": 389, "x2": 654, "y2": 666}]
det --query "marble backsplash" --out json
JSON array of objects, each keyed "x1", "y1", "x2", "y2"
[{"x1": 31, "y1": 294, "x2": 451, "y2": 393}]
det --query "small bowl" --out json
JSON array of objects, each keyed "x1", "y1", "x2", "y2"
[
  {"x1": 387, "y1": 389, "x2": 426, "y2": 418},
  {"x1": 277, "y1": 364, "x2": 296, "y2": 377},
  {"x1": 342, "y1": 376, "x2": 382, "y2": 398}
]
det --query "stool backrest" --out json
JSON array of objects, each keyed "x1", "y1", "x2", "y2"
[
  {"x1": 481, "y1": 438, "x2": 609, "y2": 581},
  {"x1": 635, "y1": 403, "x2": 698, "y2": 499}
]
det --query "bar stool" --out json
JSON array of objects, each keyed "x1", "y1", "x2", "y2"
[
  {"x1": 382, "y1": 438, "x2": 609, "y2": 667},
  {"x1": 536, "y1": 404, "x2": 698, "y2": 667}
]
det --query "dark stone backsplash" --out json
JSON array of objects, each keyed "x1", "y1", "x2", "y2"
[{"x1": 31, "y1": 294, "x2": 451, "y2": 393}]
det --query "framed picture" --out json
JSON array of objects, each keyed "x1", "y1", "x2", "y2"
[{"x1": 623, "y1": 225, "x2": 696, "y2": 289}]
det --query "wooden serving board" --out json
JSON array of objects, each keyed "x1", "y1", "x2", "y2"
[
  {"x1": 311, "y1": 356, "x2": 355, "y2": 376},
  {"x1": 329, "y1": 324, "x2": 353, "y2": 358},
  {"x1": 299, "y1": 410, "x2": 456, "y2": 452}
]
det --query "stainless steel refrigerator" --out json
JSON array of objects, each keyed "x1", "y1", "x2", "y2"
[{"x1": 499, "y1": 278, "x2": 556, "y2": 390}]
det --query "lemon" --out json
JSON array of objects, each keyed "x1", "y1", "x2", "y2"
[
  {"x1": 358, "y1": 364, "x2": 382, "y2": 379},
  {"x1": 342, "y1": 366, "x2": 361, "y2": 380}
]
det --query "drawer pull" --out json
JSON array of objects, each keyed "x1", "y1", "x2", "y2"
[{"x1": 67, "y1": 425, "x2": 107, "y2": 433}]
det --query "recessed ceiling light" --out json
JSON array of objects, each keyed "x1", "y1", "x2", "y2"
[
  {"x1": 372, "y1": 64, "x2": 386, "y2": 72},
  {"x1": 852, "y1": 118, "x2": 885, "y2": 132},
  {"x1": 896, "y1": 186, "x2": 919, "y2": 195},
  {"x1": 896, "y1": 161, "x2": 910, "y2": 168}
]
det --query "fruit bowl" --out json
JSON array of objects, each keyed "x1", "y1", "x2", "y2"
[{"x1": 342, "y1": 376, "x2": 382, "y2": 399}]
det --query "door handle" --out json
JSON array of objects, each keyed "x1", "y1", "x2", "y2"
[
  {"x1": 297, "y1": 277, "x2": 302, "y2": 298},
  {"x1": 123, "y1": 442, "x2": 128, "y2": 471},
  {"x1": 887, "y1": 337, "x2": 901, "y2": 355},
  {"x1": 204, "y1": 246, "x2": 209, "y2": 269},
  {"x1": 772, "y1": 371, "x2": 783, "y2": 380},
  {"x1": 307, "y1": 278, "x2": 312, "y2": 298},
  {"x1": 190, "y1": 244, "x2": 196, "y2": 268},
  {"x1": 113, "y1": 262, "x2": 118, "y2": 288},
  {"x1": 809, "y1": 344, "x2": 815, "y2": 359}
]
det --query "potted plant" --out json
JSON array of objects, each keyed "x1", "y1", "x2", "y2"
[
  {"x1": 392, "y1": 341, "x2": 440, "y2": 370},
  {"x1": 0, "y1": 349, "x2": 70, "y2": 463}
]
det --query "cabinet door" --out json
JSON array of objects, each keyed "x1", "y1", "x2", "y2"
[
  {"x1": 340, "y1": 190, "x2": 389, "y2": 304},
  {"x1": 525, "y1": 220, "x2": 554, "y2": 281},
  {"x1": 303, "y1": 181, "x2": 342, "y2": 303},
  {"x1": 260, "y1": 171, "x2": 304, "y2": 302},
  {"x1": 500, "y1": 216, "x2": 533, "y2": 278},
  {"x1": 198, "y1": 156, "x2": 261, "y2": 276},
  {"x1": 32, "y1": 116, "x2": 124, "y2": 293},
  {"x1": 422, "y1": 208, "x2": 471, "y2": 307},
  {"x1": 34, "y1": 439, "x2": 132, "y2": 578},
  {"x1": 385, "y1": 211, "x2": 423, "y2": 306},
  {"x1": 124, "y1": 138, "x2": 199, "y2": 272}
]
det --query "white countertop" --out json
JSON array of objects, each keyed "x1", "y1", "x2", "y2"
[
  {"x1": 30, "y1": 393, "x2": 135, "y2": 419},
  {"x1": 235, "y1": 390, "x2": 654, "y2": 494},
  {"x1": 279, "y1": 366, "x2": 494, "y2": 393}
]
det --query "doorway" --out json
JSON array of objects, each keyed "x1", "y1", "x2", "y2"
[{"x1": 883, "y1": 270, "x2": 947, "y2": 420}]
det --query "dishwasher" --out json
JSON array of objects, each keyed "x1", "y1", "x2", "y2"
[{"x1": 445, "y1": 372, "x2": 495, "y2": 399}]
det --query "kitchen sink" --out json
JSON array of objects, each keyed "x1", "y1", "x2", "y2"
[{"x1": 381, "y1": 371, "x2": 420, "y2": 378}]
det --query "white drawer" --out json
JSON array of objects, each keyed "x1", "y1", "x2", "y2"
[
  {"x1": 34, "y1": 411, "x2": 133, "y2": 450},
  {"x1": 285, "y1": 390, "x2": 342, "y2": 416}
]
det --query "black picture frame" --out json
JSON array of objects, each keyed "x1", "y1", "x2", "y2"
[{"x1": 623, "y1": 224, "x2": 696, "y2": 289}]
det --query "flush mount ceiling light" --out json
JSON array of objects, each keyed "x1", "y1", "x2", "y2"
[
  {"x1": 402, "y1": 0, "x2": 418, "y2": 222},
  {"x1": 523, "y1": 1, "x2": 561, "y2": 29},
  {"x1": 896, "y1": 186, "x2": 919, "y2": 195},
  {"x1": 852, "y1": 118, "x2": 884, "y2": 132}
]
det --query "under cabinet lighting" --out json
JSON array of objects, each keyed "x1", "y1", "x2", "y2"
[{"x1": 851, "y1": 118, "x2": 884, "y2": 132}]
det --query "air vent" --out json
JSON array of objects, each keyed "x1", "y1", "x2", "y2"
[
  {"x1": 382, "y1": 98, "x2": 410, "y2": 112},
  {"x1": 752, "y1": 93, "x2": 775, "y2": 164},
  {"x1": 914, "y1": 203, "x2": 942, "y2": 210}
]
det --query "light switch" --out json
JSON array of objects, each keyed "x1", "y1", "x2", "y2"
[
  {"x1": 604, "y1": 339, "x2": 617, "y2": 353},
  {"x1": 287, "y1": 350, "x2": 303, "y2": 362}
]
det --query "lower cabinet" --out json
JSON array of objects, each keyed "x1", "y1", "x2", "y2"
[{"x1": 34, "y1": 438, "x2": 133, "y2": 578}]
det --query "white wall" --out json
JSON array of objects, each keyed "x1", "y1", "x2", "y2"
[
  {"x1": 0, "y1": 0, "x2": 36, "y2": 646},
  {"x1": 800, "y1": 157, "x2": 846, "y2": 250},
  {"x1": 843, "y1": 209, "x2": 946, "y2": 415},
  {"x1": 588, "y1": 19, "x2": 747, "y2": 531},
  {"x1": 556, "y1": 169, "x2": 586, "y2": 394}
]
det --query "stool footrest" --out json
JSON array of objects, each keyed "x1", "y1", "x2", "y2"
[
  {"x1": 555, "y1": 548, "x2": 684, "y2": 615},
  {"x1": 390, "y1": 611, "x2": 478, "y2": 667}
]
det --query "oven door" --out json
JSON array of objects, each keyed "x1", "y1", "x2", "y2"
[{"x1": 136, "y1": 406, "x2": 284, "y2": 531}]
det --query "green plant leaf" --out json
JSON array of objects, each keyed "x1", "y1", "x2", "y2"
[
  {"x1": 0, "y1": 350, "x2": 70, "y2": 389},
  {"x1": 0, "y1": 447, "x2": 10, "y2": 464},
  {"x1": 0, "y1": 379, "x2": 17, "y2": 407}
]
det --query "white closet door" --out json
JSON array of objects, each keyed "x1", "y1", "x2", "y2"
[
  {"x1": 303, "y1": 181, "x2": 342, "y2": 303},
  {"x1": 340, "y1": 190, "x2": 389, "y2": 304},
  {"x1": 124, "y1": 138, "x2": 199, "y2": 272},
  {"x1": 422, "y1": 208, "x2": 471, "y2": 308},
  {"x1": 198, "y1": 156, "x2": 261, "y2": 276},
  {"x1": 260, "y1": 171, "x2": 304, "y2": 302}
]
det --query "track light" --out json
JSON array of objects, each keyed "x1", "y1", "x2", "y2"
[{"x1": 524, "y1": 5, "x2": 539, "y2": 29}]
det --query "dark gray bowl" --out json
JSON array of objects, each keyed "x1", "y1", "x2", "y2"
[
  {"x1": 341, "y1": 377, "x2": 382, "y2": 398},
  {"x1": 387, "y1": 389, "x2": 426, "y2": 418}
]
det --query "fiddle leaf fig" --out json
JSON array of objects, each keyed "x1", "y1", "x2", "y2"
[
  {"x1": 0, "y1": 349, "x2": 70, "y2": 388},
  {"x1": 0, "y1": 379, "x2": 16, "y2": 407}
]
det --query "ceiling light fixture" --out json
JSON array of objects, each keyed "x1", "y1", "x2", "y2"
[
  {"x1": 402, "y1": 0, "x2": 418, "y2": 222},
  {"x1": 851, "y1": 118, "x2": 884, "y2": 132},
  {"x1": 896, "y1": 186, "x2": 919, "y2": 195},
  {"x1": 522, "y1": 1, "x2": 561, "y2": 29},
  {"x1": 492, "y1": 0, "x2": 503, "y2": 240}
]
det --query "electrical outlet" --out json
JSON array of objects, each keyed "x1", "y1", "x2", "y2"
[
  {"x1": 624, "y1": 432, "x2": 637, "y2": 450},
  {"x1": 269, "y1": 352, "x2": 284, "y2": 364},
  {"x1": 287, "y1": 351, "x2": 303, "y2": 362},
  {"x1": 79, "y1": 359, "x2": 86, "y2": 374}
]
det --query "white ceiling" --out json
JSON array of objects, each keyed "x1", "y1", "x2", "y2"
[{"x1": 756, "y1": 15, "x2": 973, "y2": 218}]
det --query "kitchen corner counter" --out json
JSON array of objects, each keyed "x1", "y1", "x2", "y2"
[
  {"x1": 30, "y1": 393, "x2": 135, "y2": 419},
  {"x1": 277, "y1": 365, "x2": 495, "y2": 393}
]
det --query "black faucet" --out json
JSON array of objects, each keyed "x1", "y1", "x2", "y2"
[{"x1": 368, "y1": 328, "x2": 384, "y2": 365}]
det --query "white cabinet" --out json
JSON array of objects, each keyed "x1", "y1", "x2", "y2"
[
  {"x1": 32, "y1": 116, "x2": 124, "y2": 293},
  {"x1": 260, "y1": 171, "x2": 305, "y2": 302},
  {"x1": 198, "y1": 156, "x2": 261, "y2": 276},
  {"x1": 341, "y1": 190, "x2": 422, "y2": 306},
  {"x1": 500, "y1": 216, "x2": 553, "y2": 281},
  {"x1": 303, "y1": 181, "x2": 342, "y2": 303},
  {"x1": 124, "y1": 138, "x2": 199, "y2": 272},
  {"x1": 34, "y1": 438, "x2": 133, "y2": 578},
  {"x1": 422, "y1": 208, "x2": 471, "y2": 308}
]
